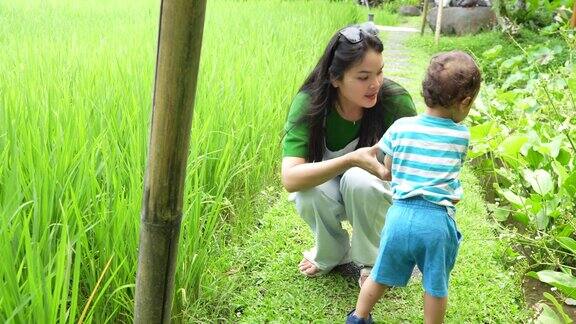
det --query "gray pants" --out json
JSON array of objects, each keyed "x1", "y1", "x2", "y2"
[{"x1": 292, "y1": 167, "x2": 392, "y2": 272}]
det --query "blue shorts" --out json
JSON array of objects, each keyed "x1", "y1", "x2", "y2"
[{"x1": 371, "y1": 197, "x2": 462, "y2": 298}]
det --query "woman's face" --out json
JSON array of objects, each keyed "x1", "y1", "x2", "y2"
[{"x1": 333, "y1": 49, "x2": 384, "y2": 110}]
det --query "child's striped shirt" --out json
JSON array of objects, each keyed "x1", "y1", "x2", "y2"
[{"x1": 378, "y1": 114, "x2": 469, "y2": 208}]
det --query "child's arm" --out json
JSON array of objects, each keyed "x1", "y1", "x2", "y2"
[
  {"x1": 383, "y1": 154, "x2": 392, "y2": 181},
  {"x1": 378, "y1": 121, "x2": 396, "y2": 182}
]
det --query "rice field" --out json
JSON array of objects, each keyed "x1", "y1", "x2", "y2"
[{"x1": 0, "y1": 0, "x2": 403, "y2": 321}]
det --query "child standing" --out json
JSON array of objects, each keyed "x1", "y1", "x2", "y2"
[{"x1": 346, "y1": 51, "x2": 482, "y2": 324}]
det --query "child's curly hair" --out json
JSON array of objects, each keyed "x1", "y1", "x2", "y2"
[{"x1": 421, "y1": 51, "x2": 482, "y2": 109}]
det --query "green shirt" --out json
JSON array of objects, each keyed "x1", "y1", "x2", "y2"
[{"x1": 282, "y1": 79, "x2": 416, "y2": 158}]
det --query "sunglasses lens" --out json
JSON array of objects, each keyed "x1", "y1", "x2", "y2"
[
  {"x1": 359, "y1": 22, "x2": 379, "y2": 36},
  {"x1": 339, "y1": 27, "x2": 362, "y2": 44}
]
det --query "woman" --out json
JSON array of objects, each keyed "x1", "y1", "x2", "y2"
[{"x1": 281, "y1": 22, "x2": 416, "y2": 285}]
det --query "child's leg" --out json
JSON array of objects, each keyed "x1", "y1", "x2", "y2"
[
  {"x1": 423, "y1": 293, "x2": 447, "y2": 324},
  {"x1": 354, "y1": 277, "x2": 388, "y2": 317}
]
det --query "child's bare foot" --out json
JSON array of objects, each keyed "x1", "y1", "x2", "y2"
[{"x1": 298, "y1": 258, "x2": 323, "y2": 277}]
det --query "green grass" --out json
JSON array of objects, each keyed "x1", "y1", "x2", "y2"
[
  {"x1": 196, "y1": 170, "x2": 530, "y2": 322},
  {"x1": 0, "y1": 0, "x2": 369, "y2": 322}
]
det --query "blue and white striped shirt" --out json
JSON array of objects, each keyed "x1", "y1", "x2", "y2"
[{"x1": 378, "y1": 114, "x2": 469, "y2": 207}]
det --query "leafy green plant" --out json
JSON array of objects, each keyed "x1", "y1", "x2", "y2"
[
  {"x1": 533, "y1": 292, "x2": 573, "y2": 323},
  {"x1": 498, "y1": 0, "x2": 573, "y2": 28},
  {"x1": 468, "y1": 20, "x2": 576, "y2": 307}
]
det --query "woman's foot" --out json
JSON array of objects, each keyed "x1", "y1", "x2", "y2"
[{"x1": 298, "y1": 258, "x2": 323, "y2": 277}]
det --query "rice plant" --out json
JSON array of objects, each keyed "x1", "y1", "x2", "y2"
[{"x1": 0, "y1": 0, "x2": 370, "y2": 321}]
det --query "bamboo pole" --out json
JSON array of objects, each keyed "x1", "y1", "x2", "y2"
[
  {"x1": 571, "y1": 1, "x2": 576, "y2": 28},
  {"x1": 434, "y1": 0, "x2": 444, "y2": 45},
  {"x1": 134, "y1": 0, "x2": 207, "y2": 323},
  {"x1": 421, "y1": 0, "x2": 430, "y2": 36}
]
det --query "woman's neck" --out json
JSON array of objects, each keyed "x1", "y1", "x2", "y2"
[{"x1": 335, "y1": 98, "x2": 363, "y2": 122}]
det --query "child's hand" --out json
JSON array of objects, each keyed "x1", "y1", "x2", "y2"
[
  {"x1": 383, "y1": 154, "x2": 392, "y2": 181},
  {"x1": 382, "y1": 168, "x2": 392, "y2": 181},
  {"x1": 350, "y1": 145, "x2": 388, "y2": 180}
]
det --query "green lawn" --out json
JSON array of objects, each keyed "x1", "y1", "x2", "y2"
[{"x1": 192, "y1": 169, "x2": 530, "y2": 322}]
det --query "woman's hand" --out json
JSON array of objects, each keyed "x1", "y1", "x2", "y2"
[
  {"x1": 281, "y1": 144, "x2": 390, "y2": 192},
  {"x1": 349, "y1": 144, "x2": 389, "y2": 180}
]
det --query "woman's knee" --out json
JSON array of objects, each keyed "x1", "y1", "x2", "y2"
[
  {"x1": 341, "y1": 167, "x2": 384, "y2": 195},
  {"x1": 293, "y1": 186, "x2": 328, "y2": 215}
]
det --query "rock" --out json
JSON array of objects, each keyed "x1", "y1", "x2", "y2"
[
  {"x1": 449, "y1": 0, "x2": 491, "y2": 6},
  {"x1": 427, "y1": 7, "x2": 497, "y2": 35},
  {"x1": 399, "y1": 6, "x2": 422, "y2": 16}
]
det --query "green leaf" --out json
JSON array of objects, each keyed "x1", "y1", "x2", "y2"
[
  {"x1": 567, "y1": 77, "x2": 576, "y2": 93},
  {"x1": 498, "y1": 189, "x2": 527, "y2": 208},
  {"x1": 482, "y1": 45, "x2": 502, "y2": 60},
  {"x1": 533, "y1": 303, "x2": 564, "y2": 324},
  {"x1": 556, "y1": 148, "x2": 571, "y2": 165},
  {"x1": 539, "y1": 137, "x2": 563, "y2": 158},
  {"x1": 551, "y1": 161, "x2": 568, "y2": 187},
  {"x1": 523, "y1": 169, "x2": 554, "y2": 195},
  {"x1": 517, "y1": 97, "x2": 539, "y2": 112},
  {"x1": 563, "y1": 171, "x2": 576, "y2": 198},
  {"x1": 557, "y1": 237, "x2": 576, "y2": 254},
  {"x1": 528, "y1": 47, "x2": 555, "y2": 66},
  {"x1": 468, "y1": 143, "x2": 490, "y2": 159},
  {"x1": 494, "y1": 89, "x2": 519, "y2": 104},
  {"x1": 498, "y1": 135, "x2": 528, "y2": 156},
  {"x1": 531, "y1": 270, "x2": 576, "y2": 299},
  {"x1": 545, "y1": 198, "x2": 561, "y2": 219},
  {"x1": 470, "y1": 121, "x2": 497, "y2": 142},
  {"x1": 534, "y1": 208, "x2": 550, "y2": 230},
  {"x1": 557, "y1": 224, "x2": 574, "y2": 238},
  {"x1": 500, "y1": 55, "x2": 524, "y2": 72},
  {"x1": 543, "y1": 292, "x2": 573, "y2": 324},
  {"x1": 493, "y1": 207, "x2": 510, "y2": 221},
  {"x1": 525, "y1": 148, "x2": 544, "y2": 168},
  {"x1": 502, "y1": 72, "x2": 527, "y2": 91},
  {"x1": 513, "y1": 212, "x2": 529, "y2": 225}
]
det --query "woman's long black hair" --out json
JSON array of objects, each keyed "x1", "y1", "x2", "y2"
[{"x1": 296, "y1": 24, "x2": 407, "y2": 162}]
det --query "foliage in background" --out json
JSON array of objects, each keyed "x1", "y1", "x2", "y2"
[
  {"x1": 377, "y1": 0, "x2": 420, "y2": 13},
  {"x1": 468, "y1": 22, "x2": 576, "y2": 319},
  {"x1": 408, "y1": 15, "x2": 575, "y2": 320},
  {"x1": 494, "y1": 0, "x2": 574, "y2": 31}
]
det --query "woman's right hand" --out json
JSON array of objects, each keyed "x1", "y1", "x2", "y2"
[{"x1": 348, "y1": 144, "x2": 389, "y2": 180}]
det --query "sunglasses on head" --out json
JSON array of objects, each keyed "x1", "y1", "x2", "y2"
[{"x1": 338, "y1": 22, "x2": 379, "y2": 44}]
